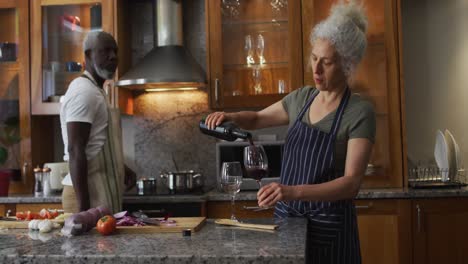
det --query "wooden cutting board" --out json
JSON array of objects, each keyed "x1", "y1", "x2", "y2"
[
  {"x1": 0, "y1": 217, "x2": 206, "y2": 234},
  {"x1": 215, "y1": 219, "x2": 278, "y2": 230},
  {"x1": 106, "y1": 217, "x2": 206, "y2": 234},
  {"x1": 0, "y1": 218, "x2": 65, "y2": 229}
]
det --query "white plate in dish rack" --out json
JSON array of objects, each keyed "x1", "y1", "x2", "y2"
[
  {"x1": 444, "y1": 129, "x2": 461, "y2": 173},
  {"x1": 434, "y1": 130, "x2": 450, "y2": 181}
]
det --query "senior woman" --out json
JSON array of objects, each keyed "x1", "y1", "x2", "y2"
[{"x1": 205, "y1": 1, "x2": 374, "y2": 263}]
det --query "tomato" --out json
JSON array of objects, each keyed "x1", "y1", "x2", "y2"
[
  {"x1": 96, "y1": 215, "x2": 116, "y2": 236},
  {"x1": 15, "y1": 212, "x2": 25, "y2": 220},
  {"x1": 25, "y1": 211, "x2": 33, "y2": 220},
  {"x1": 49, "y1": 210, "x2": 59, "y2": 219}
]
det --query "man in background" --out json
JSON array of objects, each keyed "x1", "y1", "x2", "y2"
[{"x1": 60, "y1": 31, "x2": 135, "y2": 213}]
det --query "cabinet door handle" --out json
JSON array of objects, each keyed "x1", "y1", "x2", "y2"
[
  {"x1": 416, "y1": 204, "x2": 422, "y2": 232},
  {"x1": 215, "y1": 78, "x2": 220, "y2": 105},
  {"x1": 355, "y1": 202, "x2": 373, "y2": 209},
  {"x1": 22, "y1": 162, "x2": 29, "y2": 185}
]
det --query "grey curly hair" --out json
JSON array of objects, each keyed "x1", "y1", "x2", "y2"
[{"x1": 310, "y1": 0, "x2": 368, "y2": 77}]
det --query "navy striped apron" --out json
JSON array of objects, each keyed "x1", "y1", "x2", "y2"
[{"x1": 275, "y1": 88, "x2": 361, "y2": 264}]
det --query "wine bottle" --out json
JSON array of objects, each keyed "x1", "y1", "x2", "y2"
[{"x1": 199, "y1": 119, "x2": 252, "y2": 141}]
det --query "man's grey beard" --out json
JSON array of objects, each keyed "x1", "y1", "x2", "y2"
[{"x1": 94, "y1": 63, "x2": 115, "y2": 80}]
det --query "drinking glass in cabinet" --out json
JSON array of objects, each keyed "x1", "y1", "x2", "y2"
[
  {"x1": 252, "y1": 67, "x2": 263, "y2": 94},
  {"x1": 244, "y1": 35, "x2": 255, "y2": 66},
  {"x1": 256, "y1": 34, "x2": 266, "y2": 65}
]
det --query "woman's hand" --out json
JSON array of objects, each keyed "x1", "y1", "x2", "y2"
[
  {"x1": 204, "y1": 112, "x2": 230, "y2": 130},
  {"x1": 257, "y1": 182, "x2": 295, "y2": 207}
]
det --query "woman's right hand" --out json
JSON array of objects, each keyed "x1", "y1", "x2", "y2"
[{"x1": 205, "y1": 112, "x2": 230, "y2": 130}]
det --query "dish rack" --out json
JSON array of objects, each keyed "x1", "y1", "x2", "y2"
[{"x1": 408, "y1": 167, "x2": 467, "y2": 188}]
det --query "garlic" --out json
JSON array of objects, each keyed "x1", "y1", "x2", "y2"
[
  {"x1": 38, "y1": 219, "x2": 53, "y2": 233},
  {"x1": 31, "y1": 219, "x2": 41, "y2": 230}
]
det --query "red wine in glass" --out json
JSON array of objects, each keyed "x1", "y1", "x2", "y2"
[
  {"x1": 246, "y1": 168, "x2": 268, "y2": 182},
  {"x1": 244, "y1": 145, "x2": 268, "y2": 188}
]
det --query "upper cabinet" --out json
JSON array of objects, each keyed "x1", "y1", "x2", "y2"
[
  {"x1": 207, "y1": 0, "x2": 303, "y2": 109},
  {"x1": 30, "y1": 0, "x2": 114, "y2": 115},
  {"x1": 0, "y1": 0, "x2": 32, "y2": 193},
  {"x1": 303, "y1": 0, "x2": 404, "y2": 188}
]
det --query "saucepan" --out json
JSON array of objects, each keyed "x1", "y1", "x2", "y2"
[
  {"x1": 136, "y1": 178, "x2": 157, "y2": 195},
  {"x1": 160, "y1": 170, "x2": 203, "y2": 194}
]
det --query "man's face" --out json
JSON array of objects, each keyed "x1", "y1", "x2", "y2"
[{"x1": 91, "y1": 35, "x2": 118, "y2": 80}]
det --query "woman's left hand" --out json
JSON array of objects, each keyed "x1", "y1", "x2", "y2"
[{"x1": 257, "y1": 182, "x2": 295, "y2": 207}]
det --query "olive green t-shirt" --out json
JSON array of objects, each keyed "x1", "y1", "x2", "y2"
[{"x1": 281, "y1": 86, "x2": 376, "y2": 173}]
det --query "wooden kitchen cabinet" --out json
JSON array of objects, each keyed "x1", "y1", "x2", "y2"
[
  {"x1": 206, "y1": 0, "x2": 303, "y2": 109},
  {"x1": 302, "y1": 0, "x2": 405, "y2": 188},
  {"x1": 30, "y1": 0, "x2": 115, "y2": 115},
  {"x1": 356, "y1": 199, "x2": 412, "y2": 264},
  {"x1": 0, "y1": 0, "x2": 32, "y2": 194},
  {"x1": 412, "y1": 198, "x2": 468, "y2": 264}
]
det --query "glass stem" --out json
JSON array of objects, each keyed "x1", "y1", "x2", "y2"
[{"x1": 231, "y1": 195, "x2": 236, "y2": 220}]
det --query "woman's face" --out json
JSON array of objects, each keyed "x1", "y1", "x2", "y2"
[{"x1": 310, "y1": 38, "x2": 346, "y2": 91}]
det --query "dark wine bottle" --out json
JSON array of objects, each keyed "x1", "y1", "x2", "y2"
[{"x1": 199, "y1": 119, "x2": 252, "y2": 141}]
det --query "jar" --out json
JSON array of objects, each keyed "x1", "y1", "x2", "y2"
[
  {"x1": 42, "y1": 166, "x2": 52, "y2": 197},
  {"x1": 34, "y1": 166, "x2": 43, "y2": 197}
]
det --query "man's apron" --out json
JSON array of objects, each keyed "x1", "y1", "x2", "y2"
[
  {"x1": 274, "y1": 88, "x2": 361, "y2": 264},
  {"x1": 81, "y1": 74, "x2": 125, "y2": 213}
]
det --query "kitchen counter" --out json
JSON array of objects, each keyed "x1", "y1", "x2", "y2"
[
  {"x1": 0, "y1": 218, "x2": 306, "y2": 264},
  {"x1": 2, "y1": 186, "x2": 468, "y2": 204},
  {"x1": 205, "y1": 186, "x2": 468, "y2": 201}
]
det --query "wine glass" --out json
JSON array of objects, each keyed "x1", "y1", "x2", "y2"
[
  {"x1": 244, "y1": 35, "x2": 255, "y2": 66},
  {"x1": 243, "y1": 145, "x2": 269, "y2": 188},
  {"x1": 252, "y1": 67, "x2": 262, "y2": 94},
  {"x1": 220, "y1": 162, "x2": 243, "y2": 221},
  {"x1": 256, "y1": 34, "x2": 266, "y2": 65}
]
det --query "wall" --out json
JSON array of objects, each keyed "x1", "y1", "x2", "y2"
[{"x1": 402, "y1": 0, "x2": 468, "y2": 168}]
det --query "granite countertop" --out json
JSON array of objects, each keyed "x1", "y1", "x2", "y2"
[
  {"x1": 0, "y1": 218, "x2": 306, "y2": 264},
  {"x1": 2, "y1": 186, "x2": 468, "y2": 204}
]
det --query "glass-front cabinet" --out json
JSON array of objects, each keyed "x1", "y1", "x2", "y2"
[
  {"x1": 0, "y1": 0, "x2": 31, "y2": 193},
  {"x1": 207, "y1": 0, "x2": 303, "y2": 109},
  {"x1": 31, "y1": 0, "x2": 114, "y2": 115},
  {"x1": 303, "y1": 0, "x2": 404, "y2": 188}
]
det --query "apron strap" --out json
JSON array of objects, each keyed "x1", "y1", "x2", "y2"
[
  {"x1": 296, "y1": 88, "x2": 319, "y2": 121},
  {"x1": 329, "y1": 88, "x2": 351, "y2": 139}
]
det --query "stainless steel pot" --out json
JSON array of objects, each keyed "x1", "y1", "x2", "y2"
[
  {"x1": 160, "y1": 170, "x2": 203, "y2": 194},
  {"x1": 137, "y1": 178, "x2": 157, "y2": 195}
]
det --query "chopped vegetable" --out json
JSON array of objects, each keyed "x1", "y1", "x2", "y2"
[{"x1": 113, "y1": 211, "x2": 128, "y2": 219}]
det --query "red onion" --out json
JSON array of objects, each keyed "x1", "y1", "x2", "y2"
[
  {"x1": 96, "y1": 206, "x2": 112, "y2": 216},
  {"x1": 87, "y1": 208, "x2": 102, "y2": 223},
  {"x1": 113, "y1": 211, "x2": 128, "y2": 219}
]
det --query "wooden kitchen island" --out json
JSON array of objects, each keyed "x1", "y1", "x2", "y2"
[{"x1": 0, "y1": 218, "x2": 306, "y2": 264}]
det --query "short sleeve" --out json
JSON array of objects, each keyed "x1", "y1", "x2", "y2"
[
  {"x1": 348, "y1": 102, "x2": 376, "y2": 143},
  {"x1": 64, "y1": 89, "x2": 100, "y2": 124},
  {"x1": 281, "y1": 86, "x2": 315, "y2": 115}
]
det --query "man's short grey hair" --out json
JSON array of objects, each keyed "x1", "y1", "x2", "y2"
[
  {"x1": 310, "y1": 0, "x2": 368, "y2": 77},
  {"x1": 83, "y1": 30, "x2": 113, "y2": 52}
]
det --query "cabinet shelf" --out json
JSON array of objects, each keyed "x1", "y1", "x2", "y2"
[
  {"x1": 222, "y1": 19, "x2": 288, "y2": 26},
  {"x1": 0, "y1": 61, "x2": 19, "y2": 70},
  {"x1": 223, "y1": 61, "x2": 288, "y2": 70}
]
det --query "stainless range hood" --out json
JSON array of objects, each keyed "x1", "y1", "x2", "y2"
[{"x1": 116, "y1": 0, "x2": 206, "y2": 91}]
